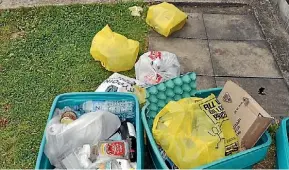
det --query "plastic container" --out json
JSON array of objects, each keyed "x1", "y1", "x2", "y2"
[
  {"x1": 35, "y1": 92, "x2": 143, "y2": 169},
  {"x1": 142, "y1": 88, "x2": 272, "y2": 169},
  {"x1": 276, "y1": 117, "x2": 289, "y2": 169}
]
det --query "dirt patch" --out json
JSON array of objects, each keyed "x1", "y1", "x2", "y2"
[
  {"x1": 214, "y1": 48, "x2": 227, "y2": 55},
  {"x1": 253, "y1": 144, "x2": 276, "y2": 169},
  {"x1": 10, "y1": 31, "x2": 25, "y2": 39},
  {"x1": 0, "y1": 25, "x2": 18, "y2": 41},
  {"x1": 2, "y1": 103, "x2": 11, "y2": 112},
  {"x1": 0, "y1": 117, "x2": 8, "y2": 128}
]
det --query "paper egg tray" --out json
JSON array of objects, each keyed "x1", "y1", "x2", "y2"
[{"x1": 145, "y1": 72, "x2": 197, "y2": 118}]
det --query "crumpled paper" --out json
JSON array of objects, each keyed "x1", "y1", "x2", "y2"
[{"x1": 129, "y1": 6, "x2": 143, "y2": 17}]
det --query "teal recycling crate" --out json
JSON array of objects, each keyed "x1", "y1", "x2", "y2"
[
  {"x1": 35, "y1": 92, "x2": 143, "y2": 169},
  {"x1": 142, "y1": 87, "x2": 272, "y2": 169},
  {"x1": 276, "y1": 117, "x2": 289, "y2": 169}
]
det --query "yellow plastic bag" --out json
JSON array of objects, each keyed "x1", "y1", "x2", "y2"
[
  {"x1": 180, "y1": 95, "x2": 239, "y2": 156},
  {"x1": 146, "y1": 2, "x2": 187, "y2": 37},
  {"x1": 133, "y1": 85, "x2": 146, "y2": 104},
  {"x1": 153, "y1": 94, "x2": 239, "y2": 169},
  {"x1": 90, "y1": 25, "x2": 140, "y2": 72}
]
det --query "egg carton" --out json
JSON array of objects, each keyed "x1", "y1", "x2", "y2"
[{"x1": 145, "y1": 72, "x2": 197, "y2": 118}]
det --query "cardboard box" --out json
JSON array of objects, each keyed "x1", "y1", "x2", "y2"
[{"x1": 217, "y1": 81, "x2": 273, "y2": 149}]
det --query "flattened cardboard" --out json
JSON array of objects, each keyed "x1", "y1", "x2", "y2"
[
  {"x1": 218, "y1": 81, "x2": 273, "y2": 149},
  {"x1": 242, "y1": 116, "x2": 271, "y2": 148}
]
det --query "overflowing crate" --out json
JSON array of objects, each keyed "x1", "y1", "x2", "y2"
[
  {"x1": 35, "y1": 92, "x2": 144, "y2": 169},
  {"x1": 142, "y1": 87, "x2": 272, "y2": 169}
]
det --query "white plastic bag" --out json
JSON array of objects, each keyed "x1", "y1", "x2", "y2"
[
  {"x1": 95, "y1": 73, "x2": 140, "y2": 92},
  {"x1": 61, "y1": 144, "x2": 114, "y2": 169},
  {"x1": 135, "y1": 51, "x2": 181, "y2": 87},
  {"x1": 44, "y1": 111, "x2": 121, "y2": 168},
  {"x1": 95, "y1": 73, "x2": 146, "y2": 104}
]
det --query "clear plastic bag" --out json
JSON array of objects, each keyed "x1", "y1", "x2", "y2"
[
  {"x1": 44, "y1": 110, "x2": 121, "y2": 168},
  {"x1": 61, "y1": 144, "x2": 92, "y2": 169},
  {"x1": 90, "y1": 159, "x2": 121, "y2": 169},
  {"x1": 135, "y1": 51, "x2": 181, "y2": 87},
  {"x1": 61, "y1": 144, "x2": 116, "y2": 169}
]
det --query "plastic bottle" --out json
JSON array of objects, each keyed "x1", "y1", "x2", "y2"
[
  {"x1": 75, "y1": 100, "x2": 135, "y2": 120},
  {"x1": 119, "y1": 121, "x2": 137, "y2": 162}
]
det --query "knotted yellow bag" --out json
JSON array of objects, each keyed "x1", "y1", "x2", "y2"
[
  {"x1": 90, "y1": 25, "x2": 139, "y2": 72},
  {"x1": 146, "y1": 2, "x2": 187, "y2": 37}
]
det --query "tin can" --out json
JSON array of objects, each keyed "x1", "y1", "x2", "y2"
[{"x1": 60, "y1": 111, "x2": 77, "y2": 124}]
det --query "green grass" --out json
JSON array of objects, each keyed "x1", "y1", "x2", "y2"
[{"x1": 0, "y1": 2, "x2": 149, "y2": 168}]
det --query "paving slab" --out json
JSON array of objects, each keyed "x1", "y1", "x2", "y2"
[
  {"x1": 203, "y1": 14, "x2": 264, "y2": 40},
  {"x1": 197, "y1": 75, "x2": 216, "y2": 90},
  {"x1": 150, "y1": 13, "x2": 207, "y2": 39},
  {"x1": 252, "y1": 0, "x2": 289, "y2": 88},
  {"x1": 215, "y1": 77, "x2": 289, "y2": 117},
  {"x1": 209, "y1": 40, "x2": 282, "y2": 78},
  {"x1": 179, "y1": 5, "x2": 253, "y2": 15},
  {"x1": 149, "y1": 36, "x2": 213, "y2": 75},
  {"x1": 144, "y1": 0, "x2": 251, "y2": 3}
]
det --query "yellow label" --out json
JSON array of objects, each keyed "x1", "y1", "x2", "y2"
[{"x1": 198, "y1": 94, "x2": 239, "y2": 155}]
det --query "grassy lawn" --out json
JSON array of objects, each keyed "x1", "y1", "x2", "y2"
[{"x1": 0, "y1": 2, "x2": 149, "y2": 168}]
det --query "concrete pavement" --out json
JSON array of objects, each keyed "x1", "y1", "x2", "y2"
[{"x1": 149, "y1": 3, "x2": 289, "y2": 118}]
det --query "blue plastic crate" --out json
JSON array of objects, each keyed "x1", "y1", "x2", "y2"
[
  {"x1": 35, "y1": 92, "x2": 144, "y2": 169},
  {"x1": 142, "y1": 88, "x2": 272, "y2": 169},
  {"x1": 276, "y1": 117, "x2": 289, "y2": 169}
]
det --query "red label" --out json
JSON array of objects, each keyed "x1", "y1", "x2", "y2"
[
  {"x1": 105, "y1": 141, "x2": 125, "y2": 156},
  {"x1": 149, "y1": 51, "x2": 162, "y2": 60},
  {"x1": 156, "y1": 74, "x2": 162, "y2": 83},
  {"x1": 144, "y1": 73, "x2": 163, "y2": 84}
]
